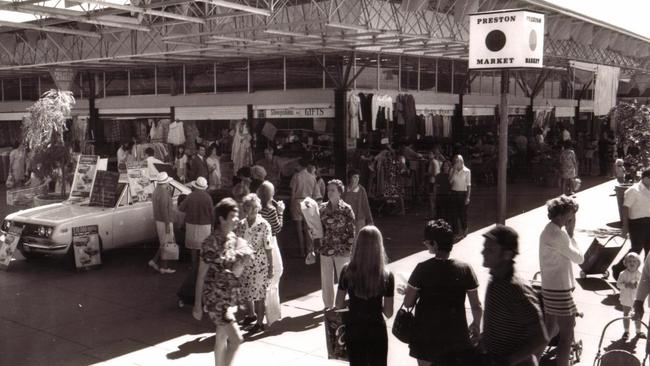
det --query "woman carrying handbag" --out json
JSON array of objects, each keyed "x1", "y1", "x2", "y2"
[
  {"x1": 400, "y1": 219, "x2": 483, "y2": 366},
  {"x1": 334, "y1": 225, "x2": 394, "y2": 366}
]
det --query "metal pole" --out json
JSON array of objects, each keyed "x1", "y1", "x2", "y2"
[{"x1": 497, "y1": 68, "x2": 510, "y2": 224}]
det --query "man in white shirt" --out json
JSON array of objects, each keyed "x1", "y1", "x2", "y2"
[
  {"x1": 623, "y1": 168, "x2": 650, "y2": 256},
  {"x1": 561, "y1": 127, "x2": 571, "y2": 142},
  {"x1": 145, "y1": 147, "x2": 163, "y2": 179}
]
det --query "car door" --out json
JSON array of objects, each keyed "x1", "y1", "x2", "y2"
[{"x1": 112, "y1": 183, "x2": 155, "y2": 247}]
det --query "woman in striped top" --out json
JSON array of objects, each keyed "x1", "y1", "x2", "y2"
[{"x1": 257, "y1": 181, "x2": 285, "y2": 326}]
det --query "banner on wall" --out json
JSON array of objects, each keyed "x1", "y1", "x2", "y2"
[
  {"x1": 469, "y1": 10, "x2": 544, "y2": 69},
  {"x1": 69, "y1": 155, "x2": 100, "y2": 200}
]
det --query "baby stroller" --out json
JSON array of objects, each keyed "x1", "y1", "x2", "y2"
[
  {"x1": 531, "y1": 272, "x2": 584, "y2": 364},
  {"x1": 594, "y1": 317, "x2": 650, "y2": 365}
]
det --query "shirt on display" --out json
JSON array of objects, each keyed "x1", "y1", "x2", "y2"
[{"x1": 167, "y1": 121, "x2": 186, "y2": 145}]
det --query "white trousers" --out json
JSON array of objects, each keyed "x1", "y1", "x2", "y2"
[{"x1": 320, "y1": 254, "x2": 350, "y2": 309}]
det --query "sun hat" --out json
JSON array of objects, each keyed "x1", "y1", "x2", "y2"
[
  {"x1": 191, "y1": 177, "x2": 208, "y2": 190},
  {"x1": 156, "y1": 172, "x2": 172, "y2": 184}
]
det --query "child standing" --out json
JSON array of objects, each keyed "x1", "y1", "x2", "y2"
[{"x1": 617, "y1": 252, "x2": 645, "y2": 340}]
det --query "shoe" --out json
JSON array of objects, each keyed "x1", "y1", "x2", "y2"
[
  {"x1": 160, "y1": 268, "x2": 176, "y2": 274},
  {"x1": 637, "y1": 331, "x2": 647, "y2": 339},
  {"x1": 148, "y1": 260, "x2": 160, "y2": 272},
  {"x1": 623, "y1": 331, "x2": 630, "y2": 340},
  {"x1": 247, "y1": 323, "x2": 265, "y2": 334},
  {"x1": 240, "y1": 315, "x2": 257, "y2": 326}
]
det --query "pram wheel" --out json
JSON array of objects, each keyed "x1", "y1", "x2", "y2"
[
  {"x1": 603, "y1": 270, "x2": 610, "y2": 279},
  {"x1": 572, "y1": 339, "x2": 582, "y2": 363},
  {"x1": 579, "y1": 270, "x2": 586, "y2": 279}
]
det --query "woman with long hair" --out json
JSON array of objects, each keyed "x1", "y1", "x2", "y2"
[
  {"x1": 335, "y1": 225, "x2": 394, "y2": 366},
  {"x1": 193, "y1": 198, "x2": 251, "y2": 366},
  {"x1": 449, "y1": 154, "x2": 471, "y2": 237},
  {"x1": 257, "y1": 181, "x2": 285, "y2": 326},
  {"x1": 402, "y1": 219, "x2": 482, "y2": 366}
]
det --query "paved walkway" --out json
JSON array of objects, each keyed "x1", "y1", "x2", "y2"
[
  {"x1": 102, "y1": 179, "x2": 645, "y2": 365},
  {"x1": 1, "y1": 178, "x2": 643, "y2": 365}
]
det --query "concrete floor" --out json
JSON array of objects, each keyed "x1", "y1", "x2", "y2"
[{"x1": 1, "y1": 176, "x2": 645, "y2": 365}]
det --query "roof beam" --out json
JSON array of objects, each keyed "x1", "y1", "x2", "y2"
[
  {"x1": 0, "y1": 19, "x2": 101, "y2": 38},
  {"x1": 69, "y1": 0, "x2": 206, "y2": 24},
  {"x1": 0, "y1": 2, "x2": 152, "y2": 31},
  {"x1": 200, "y1": 0, "x2": 270, "y2": 17}
]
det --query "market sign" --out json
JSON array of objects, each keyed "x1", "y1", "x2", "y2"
[
  {"x1": 468, "y1": 10, "x2": 544, "y2": 69},
  {"x1": 255, "y1": 104, "x2": 334, "y2": 119},
  {"x1": 70, "y1": 155, "x2": 100, "y2": 200}
]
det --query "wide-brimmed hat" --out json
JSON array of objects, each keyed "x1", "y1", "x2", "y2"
[
  {"x1": 191, "y1": 177, "x2": 208, "y2": 190},
  {"x1": 156, "y1": 172, "x2": 172, "y2": 184}
]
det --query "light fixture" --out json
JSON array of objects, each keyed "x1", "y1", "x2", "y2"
[{"x1": 205, "y1": 0, "x2": 270, "y2": 16}]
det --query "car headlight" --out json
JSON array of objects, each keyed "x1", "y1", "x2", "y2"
[
  {"x1": 37, "y1": 226, "x2": 54, "y2": 237},
  {"x1": 1, "y1": 220, "x2": 10, "y2": 231}
]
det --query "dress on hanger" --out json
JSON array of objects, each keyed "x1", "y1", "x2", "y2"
[
  {"x1": 348, "y1": 93, "x2": 360, "y2": 139},
  {"x1": 231, "y1": 121, "x2": 253, "y2": 172}
]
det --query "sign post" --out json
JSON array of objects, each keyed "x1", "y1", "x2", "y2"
[{"x1": 469, "y1": 9, "x2": 544, "y2": 224}]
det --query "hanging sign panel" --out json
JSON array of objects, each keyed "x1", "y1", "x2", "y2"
[
  {"x1": 469, "y1": 10, "x2": 544, "y2": 69},
  {"x1": 254, "y1": 104, "x2": 335, "y2": 119}
]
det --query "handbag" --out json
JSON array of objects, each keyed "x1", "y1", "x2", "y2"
[
  {"x1": 392, "y1": 303, "x2": 415, "y2": 344},
  {"x1": 572, "y1": 177, "x2": 582, "y2": 192},
  {"x1": 161, "y1": 234, "x2": 179, "y2": 261}
]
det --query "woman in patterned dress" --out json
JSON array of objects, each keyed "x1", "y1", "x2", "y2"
[
  {"x1": 235, "y1": 193, "x2": 274, "y2": 333},
  {"x1": 193, "y1": 198, "x2": 252, "y2": 366}
]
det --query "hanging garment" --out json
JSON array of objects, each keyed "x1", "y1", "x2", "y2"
[
  {"x1": 262, "y1": 122, "x2": 278, "y2": 141},
  {"x1": 594, "y1": 65, "x2": 620, "y2": 116},
  {"x1": 376, "y1": 107, "x2": 387, "y2": 130},
  {"x1": 167, "y1": 121, "x2": 186, "y2": 145},
  {"x1": 396, "y1": 94, "x2": 406, "y2": 125},
  {"x1": 442, "y1": 115, "x2": 452, "y2": 138},
  {"x1": 314, "y1": 118, "x2": 327, "y2": 133},
  {"x1": 371, "y1": 94, "x2": 379, "y2": 130},
  {"x1": 433, "y1": 115, "x2": 444, "y2": 137},
  {"x1": 359, "y1": 93, "x2": 373, "y2": 127},
  {"x1": 149, "y1": 121, "x2": 164, "y2": 141},
  {"x1": 425, "y1": 114, "x2": 434, "y2": 137},
  {"x1": 231, "y1": 121, "x2": 253, "y2": 172},
  {"x1": 348, "y1": 93, "x2": 360, "y2": 139}
]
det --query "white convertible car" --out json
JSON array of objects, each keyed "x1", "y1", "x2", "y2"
[{"x1": 0, "y1": 177, "x2": 190, "y2": 259}]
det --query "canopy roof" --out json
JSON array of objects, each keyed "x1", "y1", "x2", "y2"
[{"x1": 0, "y1": 0, "x2": 647, "y2": 77}]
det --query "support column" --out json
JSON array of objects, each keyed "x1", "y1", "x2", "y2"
[
  {"x1": 497, "y1": 69, "x2": 510, "y2": 224},
  {"x1": 334, "y1": 89, "x2": 347, "y2": 179}
]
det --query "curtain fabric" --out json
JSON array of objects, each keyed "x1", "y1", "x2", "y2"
[{"x1": 594, "y1": 65, "x2": 620, "y2": 116}]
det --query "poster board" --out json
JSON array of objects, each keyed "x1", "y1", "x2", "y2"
[
  {"x1": 0, "y1": 226, "x2": 23, "y2": 270},
  {"x1": 72, "y1": 225, "x2": 101, "y2": 269},
  {"x1": 69, "y1": 155, "x2": 100, "y2": 199},
  {"x1": 126, "y1": 162, "x2": 153, "y2": 202},
  {"x1": 89, "y1": 171, "x2": 120, "y2": 207}
]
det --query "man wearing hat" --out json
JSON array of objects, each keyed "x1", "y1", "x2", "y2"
[
  {"x1": 176, "y1": 177, "x2": 214, "y2": 304},
  {"x1": 480, "y1": 225, "x2": 548, "y2": 366},
  {"x1": 150, "y1": 172, "x2": 176, "y2": 274}
]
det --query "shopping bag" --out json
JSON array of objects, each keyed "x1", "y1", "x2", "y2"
[
  {"x1": 265, "y1": 285, "x2": 281, "y2": 325},
  {"x1": 161, "y1": 239, "x2": 179, "y2": 261},
  {"x1": 392, "y1": 303, "x2": 415, "y2": 343},
  {"x1": 572, "y1": 177, "x2": 582, "y2": 192},
  {"x1": 324, "y1": 309, "x2": 349, "y2": 361}
]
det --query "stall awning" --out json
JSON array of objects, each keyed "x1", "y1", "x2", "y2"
[
  {"x1": 98, "y1": 108, "x2": 171, "y2": 116},
  {"x1": 0, "y1": 112, "x2": 28, "y2": 121},
  {"x1": 175, "y1": 106, "x2": 246, "y2": 120}
]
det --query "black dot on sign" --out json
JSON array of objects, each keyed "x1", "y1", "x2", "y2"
[
  {"x1": 529, "y1": 29, "x2": 537, "y2": 51},
  {"x1": 485, "y1": 30, "x2": 506, "y2": 52}
]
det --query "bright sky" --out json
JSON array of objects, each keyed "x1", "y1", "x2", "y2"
[{"x1": 545, "y1": 0, "x2": 650, "y2": 39}]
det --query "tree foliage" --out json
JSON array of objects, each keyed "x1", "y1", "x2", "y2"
[
  {"x1": 22, "y1": 89, "x2": 76, "y2": 196},
  {"x1": 614, "y1": 101, "x2": 650, "y2": 179}
]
